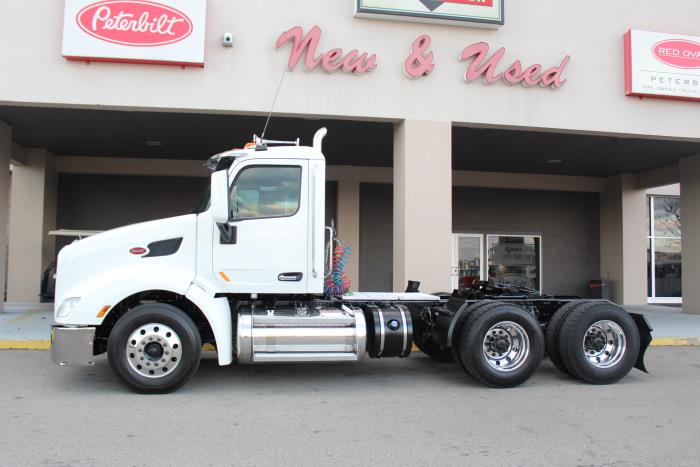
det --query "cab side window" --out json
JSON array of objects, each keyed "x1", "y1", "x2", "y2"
[{"x1": 230, "y1": 166, "x2": 302, "y2": 220}]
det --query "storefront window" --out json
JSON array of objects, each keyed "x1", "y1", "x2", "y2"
[
  {"x1": 648, "y1": 196, "x2": 682, "y2": 302},
  {"x1": 453, "y1": 234, "x2": 483, "y2": 289},
  {"x1": 487, "y1": 235, "x2": 542, "y2": 291}
]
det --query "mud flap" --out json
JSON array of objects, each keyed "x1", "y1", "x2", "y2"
[{"x1": 629, "y1": 313, "x2": 653, "y2": 373}]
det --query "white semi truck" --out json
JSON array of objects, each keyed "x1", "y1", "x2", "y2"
[{"x1": 50, "y1": 129, "x2": 652, "y2": 393}]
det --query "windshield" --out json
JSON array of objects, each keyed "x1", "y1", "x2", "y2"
[{"x1": 192, "y1": 185, "x2": 211, "y2": 214}]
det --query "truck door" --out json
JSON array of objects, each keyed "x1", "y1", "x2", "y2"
[{"x1": 212, "y1": 159, "x2": 309, "y2": 293}]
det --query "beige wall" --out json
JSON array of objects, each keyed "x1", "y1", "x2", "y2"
[
  {"x1": 1, "y1": 1, "x2": 700, "y2": 141},
  {"x1": 600, "y1": 174, "x2": 648, "y2": 305},
  {"x1": 647, "y1": 184, "x2": 680, "y2": 197},
  {"x1": 0, "y1": 122, "x2": 10, "y2": 309},
  {"x1": 394, "y1": 120, "x2": 452, "y2": 293},
  {"x1": 57, "y1": 156, "x2": 608, "y2": 192},
  {"x1": 680, "y1": 155, "x2": 700, "y2": 314},
  {"x1": 6, "y1": 149, "x2": 57, "y2": 303},
  {"x1": 336, "y1": 181, "x2": 360, "y2": 292}
]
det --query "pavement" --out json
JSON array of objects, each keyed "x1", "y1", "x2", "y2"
[
  {"x1": 1, "y1": 348, "x2": 699, "y2": 466},
  {"x1": 2, "y1": 303, "x2": 700, "y2": 349},
  {"x1": 0, "y1": 304, "x2": 53, "y2": 349}
]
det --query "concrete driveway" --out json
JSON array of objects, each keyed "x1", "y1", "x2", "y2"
[{"x1": 1, "y1": 348, "x2": 699, "y2": 466}]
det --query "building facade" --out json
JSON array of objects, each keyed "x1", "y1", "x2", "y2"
[{"x1": 0, "y1": 0, "x2": 699, "y2": 312}]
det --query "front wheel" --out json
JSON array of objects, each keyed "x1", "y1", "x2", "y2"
[
  {"x1": 107, "y1": 303, "x2": 202, "y2": 394},
  {"x1": 456, "y1": 302, "x2": 544, "y2": 388}
]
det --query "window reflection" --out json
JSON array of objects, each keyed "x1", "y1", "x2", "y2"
[
  {"x1": 654, "y1": 197, "x2": 681, "y2": 238},
  {"x1": 487, "y1": 235, "x2": 541, "y2": 291},
  {"x1": 648, "y1": 195, "x2": 682, "y2": 300},
  {"x1": 457, "y1": 236, "x2": 481, "y2": 288},
  {"x1": 655, "y1": 238, "x2": 682, "y2": 297},
  {"x1": 230, "y1": 166, "x2": 301, "y2": 220}
]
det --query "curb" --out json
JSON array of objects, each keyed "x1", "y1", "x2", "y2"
[
  {"x1": 650, "y1": 337, "x2": 700, "y2": 346},
  {"x1": 0, "y1": 340, "x2": 51, "y2": 350},
  {"x1": 1, "y1": 338, "x2": 699, "y2": 351}
]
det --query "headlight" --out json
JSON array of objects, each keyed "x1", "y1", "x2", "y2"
[{"x1": 56, "y1": 297, "x2": 81, "y2": 318}]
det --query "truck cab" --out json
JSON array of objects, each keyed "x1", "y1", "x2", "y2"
[{"x1": 50, "y1": 128, "x2": 651, "y2": 394}]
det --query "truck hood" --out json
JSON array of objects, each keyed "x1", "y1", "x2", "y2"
[{"x1": 54, "y1": 214, "x2": 198, "y2": 321}]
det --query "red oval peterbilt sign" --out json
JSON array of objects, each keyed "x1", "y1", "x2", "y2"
[
  {"x1": 76, "y1": 0, "x2": 193, "y2": 47},
  {"x1": 652, "y1": 39, "x2": 700, "y2": 69}
]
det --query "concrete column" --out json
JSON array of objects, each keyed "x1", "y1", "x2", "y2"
[
  {"x1": 680, "y1": 154, "x2": 700, "y2": 314},
  {"x1": 336, "y1": 180, "x2": 361, "y2": 292},
  {"x1": 393, "y1": 120, "x2": 452, "y2": 294},
  {"x1": 599, "y1": 174, "x2": 647, "y2": 305},
  {"x1": 6, "y1": 149, "x2": 57, "y2": 304},
  {"x1": 0, "y1": 122, "x2": 11, "y2": 311}
]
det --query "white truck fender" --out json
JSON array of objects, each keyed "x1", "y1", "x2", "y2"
[{"x1": 186, "y1": 282, "x2": 233, "y2": 366}]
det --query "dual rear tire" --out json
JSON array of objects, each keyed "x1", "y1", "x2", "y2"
[
  {"x1": 546, "y1": 301, "x2": 640, "y2": 384},
  {"x1": 453, "y1": 302, "x2": 544, "y2": 388}
]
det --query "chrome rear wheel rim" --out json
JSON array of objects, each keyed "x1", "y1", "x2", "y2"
[
  {"x1": 126, "y1": 323, "x2": 182, "y2": 378},
  {"x1": 482, "y1": 321, "x2": 530, "y2": 372},
  {"x1": 583, "y1": 320, "x2": 626, "y2": 369}
]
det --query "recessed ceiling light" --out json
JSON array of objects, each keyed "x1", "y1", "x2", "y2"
[
  {"x1": 146, "y1": 140, "x2": 163, "y2": 147},
  {"x1": 546, "y1": 159, "x2": 563, "y2": 165}
]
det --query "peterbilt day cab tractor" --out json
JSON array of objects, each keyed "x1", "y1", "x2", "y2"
[{"x1": 50, "y1": 129, "x2": 652, "y2": 393}]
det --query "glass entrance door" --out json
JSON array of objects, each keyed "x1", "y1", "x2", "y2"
[
  {"x1": 452, "y1": 234, "x2": 484, "y2": 291},
  {"x1": 648, "y1": 196, "x2": 682, "y2": 304}
]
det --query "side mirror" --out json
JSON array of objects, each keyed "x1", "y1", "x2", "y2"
[{"x1": 210, "y1": 170, "x2": 230, "y2": 224}]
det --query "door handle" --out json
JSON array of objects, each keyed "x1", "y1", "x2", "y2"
[{"x1": 278, "y1": 272, "x2": 303, "y2": 282}]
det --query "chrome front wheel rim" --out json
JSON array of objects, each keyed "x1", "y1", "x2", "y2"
[
  {"x1": 126, "y1": 323, "x2": 182, "y2": 378},
  {"x1": 582, "y1": 320, "x2": 626, "y2": 369},
  {"x1": 482, "y1": 321, "x2": 530, "y2": 372}
]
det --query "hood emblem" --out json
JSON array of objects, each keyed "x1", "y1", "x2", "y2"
[{"x1": 129, "y1": 247, "x2": 148, "y2": 255}]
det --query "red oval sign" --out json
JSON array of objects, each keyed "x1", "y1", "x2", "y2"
[
  {"x1": 129, "y1": 247, "x2": 147, "y2": 255},
  {"x1": 652, "y1": 39, "x2": 700, "y2": 69},
  {"x1": 76, "y1": 1, "x2": 193, "y2": 47}
]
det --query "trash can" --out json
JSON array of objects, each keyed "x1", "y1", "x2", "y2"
[{"x1": 589, "y1": 278, "x2": 612, "y2": 300}]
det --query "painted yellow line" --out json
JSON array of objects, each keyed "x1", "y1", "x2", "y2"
[
  {"x1": 0, "y1": 340, "x2": 51, "y2": 350},
  {"x1": 651, "y1": 337, "x2": 700, "y2": 346}
]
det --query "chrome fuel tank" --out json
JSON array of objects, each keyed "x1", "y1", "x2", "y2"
[{"x1": 236, "y1": 305, "x2": 367, "y2": 363}]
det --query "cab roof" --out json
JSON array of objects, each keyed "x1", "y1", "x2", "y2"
[{"x1": 206, "y1": 144, "x2": 325, "y2": 172}]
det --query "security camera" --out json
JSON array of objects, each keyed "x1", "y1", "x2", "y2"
[{"x1": 222, "y1": 33, "x2": 234, "y2": 48}]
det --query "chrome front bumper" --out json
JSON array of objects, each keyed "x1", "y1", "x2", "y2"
[{"x1": 50, "y1": 326, "x2": 96, "y2": 366}]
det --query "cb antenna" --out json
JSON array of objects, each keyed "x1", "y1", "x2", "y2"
[{"x1": 261, "y1": 66, "x2": 288, "y2": 141}]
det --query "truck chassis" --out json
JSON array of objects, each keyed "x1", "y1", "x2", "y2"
[{"x1": 53, "y1": 281, "x2": 652, "y2": 393}]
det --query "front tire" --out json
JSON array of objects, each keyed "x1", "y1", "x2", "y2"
[
  {"x1": 107, "y1": 303, "x2": 202, "y2": 394},
  {"x1": 558, "y1": 302, "x2": 640, "y2": 385},
  {"x1": 456, "y1": 302, "x2": 544, "y2": 388}
]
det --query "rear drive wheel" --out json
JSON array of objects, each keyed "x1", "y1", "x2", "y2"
[
  {"x1": 107, "y1": 303, "x2": 202, "y2": 394},
  {"x1": 450, "y1": 301, "x2": 495, "y2": 377},
  {"x1": 413, "y1": 319, "x2": 453, "y2": 362},
  {"x1": 457, "y1": 302, "x2": 544, "y2": 388},
  {"x1": 545, "y1": 301, "x2": 585, "y2": 376},
  {"x1": 558, "y1": 302, "x2": 640, "y2": 385}
]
